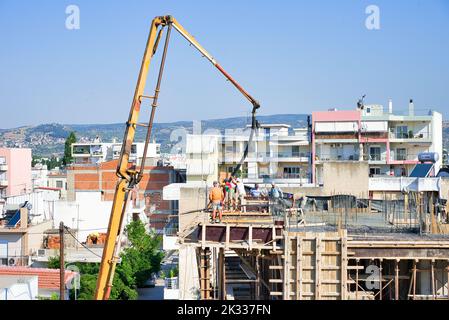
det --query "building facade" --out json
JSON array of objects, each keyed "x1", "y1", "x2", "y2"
[
  {"x1": 65, "y1": 159, "x2": 179, "y2": 234},
  {"x1": 312, "y1": 101, "x2": 442, "y2": 184},
  {"x1": 71, "y1": 141, "x2": 160, "y2": 165},
  {"x1": 185, "y1": 124, "x2": 311, "y2": 188},
  {"x1": 0, "y1": 148, "x2": 32, "y2": 199}
]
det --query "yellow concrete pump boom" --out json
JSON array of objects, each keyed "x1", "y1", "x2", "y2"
[{"x1": 94, "y1": 15, "x2": 260, "y2": 300}]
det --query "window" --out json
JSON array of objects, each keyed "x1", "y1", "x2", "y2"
[
  {"x1": 396, "y1": 126, "x2": 408, "y2": 139},
  {"x1": 0, "y1": 157, "x2": 6, "y2": 165},
  {"x1": 131, "y1": 144, "x2": 137, "y2": 154},
  {"x1": 369, "y1": 167, "x2": 381, "y2": 176},
  {"x1": 292, "y1": 146, "x2": 300, "y2": 157},
  {"x1": 283, "y1": 167, "x2": 301, "y2": 179},
  {"x1": 56, "y1": 180, "x2": 63, "y2": 188},
  {"x1": 369, "y1": 147, "x2": 381, "y2": 161},
  {"x1": 396, "y1": 148, "x2": 407, "y2": 161}
]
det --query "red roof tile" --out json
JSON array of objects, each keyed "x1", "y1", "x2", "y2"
[{"x1": 0, "y1": 267, "x2": 77, "y2": 290}]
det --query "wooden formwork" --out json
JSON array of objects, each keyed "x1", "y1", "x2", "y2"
[{"x1": 269, "y1": 231, "x2": 348, "y2": 300}]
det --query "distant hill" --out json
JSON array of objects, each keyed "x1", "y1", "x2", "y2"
[{"x1": 0, "y1": 114, "x2": 309, "y2": 157}]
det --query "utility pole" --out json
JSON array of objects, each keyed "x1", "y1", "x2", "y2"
[{"x1": 59, "y1": 221, "x2": 65, "y2": 300}]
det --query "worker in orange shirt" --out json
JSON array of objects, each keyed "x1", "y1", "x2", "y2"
[{"x1": 209, "y1": 181, "x2": 224, "y2": 223}]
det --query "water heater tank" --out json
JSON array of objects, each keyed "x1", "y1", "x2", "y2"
[{"x1": 418, "y1": 152, "x2": 439, "y2": 163}]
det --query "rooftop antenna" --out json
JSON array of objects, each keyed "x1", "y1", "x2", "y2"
[{"x1": 357, "y1": 94, "x2": 366, "y2": 110}]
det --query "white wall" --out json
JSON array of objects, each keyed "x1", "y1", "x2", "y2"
[
  {"x1": 431, "y1": 111, "x2": 443, "y2": 173},
  {"x1": 0, "y1": 234, "x2": 23, "y2": 259},
  {"x1": 0, "y1": 275, "x2": 38, "y2": 300},
  {"x1": 178, "y1": 245, "x2": 200, "y2": 300},
  {"x1": 6, "y1": 190, "x2": 60, "y2": 224},
  {"x1": 54, "y1": 191, "x2": 112, "y2": 241}
]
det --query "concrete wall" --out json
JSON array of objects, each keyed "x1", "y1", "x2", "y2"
[
  {"x1": 322, "y1": 161, "x2": 369, "y2": 197},
  {"x1": 0, "y1": 233, "x2": 24, "y2": 259},
  {"x1": 178, "y1": 245, "x2": 200, "y2": 300},
  {"x1": 27, "y1": 220, "x2": 53, "y2": 255}
]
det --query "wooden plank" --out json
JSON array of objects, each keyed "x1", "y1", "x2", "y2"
[
  {"x1": 225, "y1": 224, "x2": 230, "y2": 250},
  {"x1": 315, "y1": 235, "x2": 321, "y2": 300},
  {"x1": 283, "y1": 232, "x2": 290, "y2": 300},
  {"x1": 269, "y1": 266, "x2": 283, "y2": 270},
  {"x1": 341, "y1": 236, "x2": 347, "y2": 300},
  {"x1": 297, "y1": 235, "x2": 303, "y2": 300},
  {"x1": 201, "y1": 224, "x2": 206, "y2": 249},
  {"x1": 249, "y1": 225, "x2": 253, "y2": 250}
]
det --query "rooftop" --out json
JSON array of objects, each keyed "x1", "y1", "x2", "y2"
[{"x1": 0, "y1": 267, "x2": 77, "y2": 290}]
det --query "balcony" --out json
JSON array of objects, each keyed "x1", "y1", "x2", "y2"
[
  {"x1": 0, "y1": 164, "x2": 7, "y2": 171},
  {"x1": 315, "y1": 153, "x2": 360, "y2": 162},
  {"x1": 389, "y1": 153, "x2": 420, "y2": 163},
  {"x1": 0, "y1": 180, "x2": 8, "y2": 188},
  {"x1": 241, "y1": 172, "x2": 309, "y2": 185},
  {"x1": 389, "y1": 131, "x2": 431, "y2": 143},
  {"x1": 277, "y1": 152, "x2": 309, "y2": 162},
  {"x1": 363, "y1": 154, "x2": 387, "y2": 163}
]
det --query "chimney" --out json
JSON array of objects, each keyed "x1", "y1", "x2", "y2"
[
  {"x1": 409, "y1": 99, "x2": 415, "y2": 116},
  {"x1": 388, "y1": 99, "x2": 393, "y2": 114}
]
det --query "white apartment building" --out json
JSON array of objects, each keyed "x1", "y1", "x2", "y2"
[
  {"x1": 312, "y1": 100, "x2": 443, "y2": 184},
  {"x1": 185, "y1": 124, "x2": 311, "y2": 187},
  {"x1": 71, "y1": 141, "x2": 160, "y2": 165}
]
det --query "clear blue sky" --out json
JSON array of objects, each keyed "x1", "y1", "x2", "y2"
[{"x1": 0, "y1": 0, "x2": 448, "y2": 128}]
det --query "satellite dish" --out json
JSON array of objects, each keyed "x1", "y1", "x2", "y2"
[{"x1": 26, "y1": 202, "x2": 33, "y2": 211}]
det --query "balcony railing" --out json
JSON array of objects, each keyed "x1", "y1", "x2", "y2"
[
  {"x1": 389, "y1": 153, "x2": 420, "y2": 162},
  {"x1": 165, "y1": 277, "x2": 179, "y2": 290},
  {"x1": 389, "y1": 132, "x2": 431, "y2": 140},
  {"x1": 241, "y1": 173, "x2": 306, "y2": 180},
  {"x1": 363, "y1": 154, "x2": 387, "y2": 162},
  {"x1": 315, "y1": 154, "x2": 360, "y2": 161}
]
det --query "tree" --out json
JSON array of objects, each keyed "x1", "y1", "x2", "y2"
[
  {"x1": 62, "y1": 132, "x2": 77, "y2": 166},
  {"x1": 48, "y1": 220, "x2": 164, "y2": 300},
  {"x1": 117, "y1": 220, "x2": 164, "y2": 288}
]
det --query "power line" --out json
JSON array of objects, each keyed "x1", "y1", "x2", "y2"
[{"x1": 63, "y1": 226, "x2": 103, "y2": 258}]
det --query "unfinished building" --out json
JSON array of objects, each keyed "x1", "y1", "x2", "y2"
[{"x1": 171, "y1": 174, "x2": 449, "y2": 300}]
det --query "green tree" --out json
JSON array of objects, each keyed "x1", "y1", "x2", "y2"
[
  {"x1": 47, "y1": 255, "x2": 60, "y2": 269},
  {"x1": 50, "y1": 220, "x2": 163, "y2": 300},
  {"x1": 62, "y1": 132, "x2": 77, "y2": 166}
]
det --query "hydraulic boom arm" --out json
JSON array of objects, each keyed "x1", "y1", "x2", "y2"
[{"x1": 94, "y1": 15, "x2": 260, "y2": 300}]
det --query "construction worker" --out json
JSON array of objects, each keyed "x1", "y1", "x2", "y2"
[
  {"x1": 224, "y1": 177, "x2": 236, "y2": 212},
  {"x1": 209, "y1": 181, "x2": 224, "y2": 223},
  {"x1": 235, "y1": 178, "x2": 246, "y2": 212},
  {"x1": 269, "y1": 183, "x2": 283, "y2": 216}
]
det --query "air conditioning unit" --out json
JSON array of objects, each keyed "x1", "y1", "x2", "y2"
[{"x1": 8, "y1": 257, "x2": 16, "y2": 266}]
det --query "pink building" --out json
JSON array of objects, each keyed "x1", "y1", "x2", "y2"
[
  {"x1": 0, "y1": 148, "x2": 32, "y2": 198},
  {"x1": 311, "y1": 103, "x2": 442, "y2": 184}
]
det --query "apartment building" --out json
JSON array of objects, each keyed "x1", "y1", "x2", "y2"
[
  {"x1": 185, "y1": 123, "x2": 311, "y2": 187},
  {"x1": 0, "y1": 148, "x2": 32, "y2": 199},
  {"x1": 71, "y1": 141, "x2": 160, "y2": 165},
  {"x1": 63, "y1": 159, "x2": 180, "y2": 235},
  {"x1": 312, "y1": 100, "x2": 442, "y2": 184}
]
